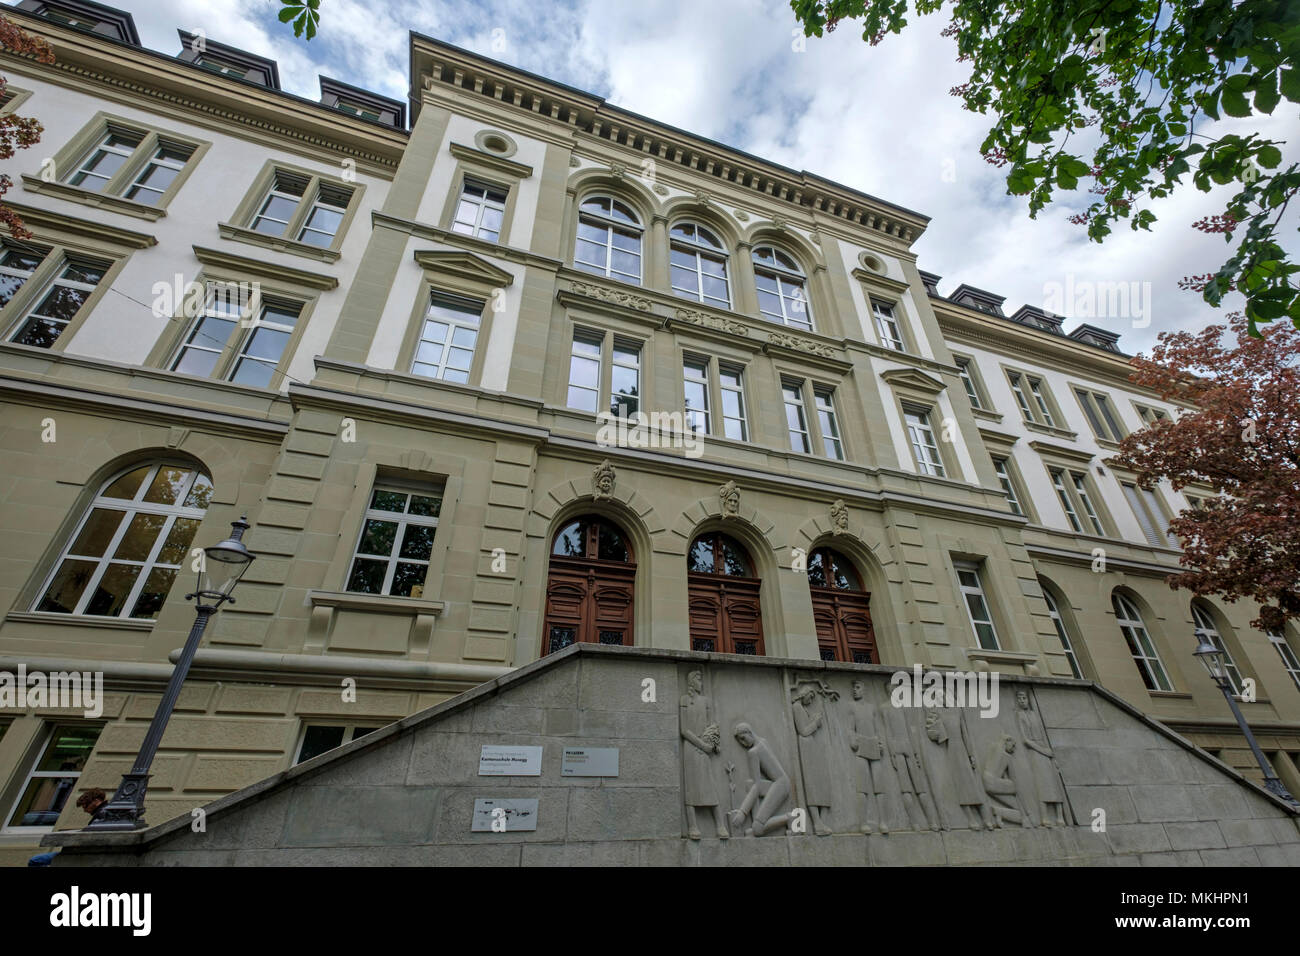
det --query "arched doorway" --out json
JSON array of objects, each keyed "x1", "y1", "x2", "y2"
[
  {"x1": 687, "y1": 531, "x2": 764, "y2": 655},
  {"x1": 807, "y1": 546, "x2": 877, "y2": 663},
  {"x1": 543, "y1": 515, "x2": 635, "y2": 655}
]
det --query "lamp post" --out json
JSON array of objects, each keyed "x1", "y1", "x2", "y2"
[
  {"x1": 87, "y1": 517, "x2": 255, "y2": 831},
  {"x1": 1193, "y1": 636, "x2": 1298, "y2": 805}
]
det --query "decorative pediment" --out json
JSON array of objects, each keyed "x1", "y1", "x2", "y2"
[
  {"x1": 1028, "y1": 440, "x2": 1096, "y2": 467},
  {"x1": 413, "y1": 249, "x2": 514, "y2": 290},
  {"x1": 193, "y1": 246, "x2": 338, "y2": 290},
  {"x1": 879, "y1": 367, "x2": 947, "y2": 395}
]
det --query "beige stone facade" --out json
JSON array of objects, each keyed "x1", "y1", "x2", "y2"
[{"x1": 0, "y1": 4, "x2": 1297, "y2": 865}]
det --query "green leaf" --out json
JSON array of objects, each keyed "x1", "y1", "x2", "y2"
[
  {"x1": 1221, "y1": 85, "x2": 1251, "y2": 117},
  {"x1": 278, "y1": 6, "x2": 297, "y2": 22},
  {"x1": 1281, "y1": 68, "x2": 1300, "y2": 103},
  {"x1": 1255, "y1": 76, "x2": 1281, "y2": 114},
  {"x1": 1259, "y1": 144, "x2": 1283, "y2": 168}
]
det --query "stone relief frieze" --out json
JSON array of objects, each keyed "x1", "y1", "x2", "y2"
[
  {"x1": 569, "y1": 280, "x2": 654, "y2": 312},
  {"x1": 674, "y1": 308, "x2": 749, "y2": 337},
  {"x1": 766, "y1": 330, "x2": 835, "y2": 359}
]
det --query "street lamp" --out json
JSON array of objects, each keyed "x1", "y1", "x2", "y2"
[
  {"x1": 87, "y1": 517, "x2": 255, "y2": 831},
  {"x1": 1194, "y1": 636, "x2": 1298, "y2": 805}
]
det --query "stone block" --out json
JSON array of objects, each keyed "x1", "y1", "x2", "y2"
[
  {"x1": 1198, "y1": 847, "x2": 1261, "y2": 866},
  {"x1": 566, "y1": 786, "x2": 680, "y2": 841},
  {"x1": 1163, "y1": 822, "x2": 1226, "y2": 851},
  {"x1": 1106, "y1": 823, "x2": 1172, "y2": 856},
  {"x1": 281, "y1": 785, "x2": 442, "y2": 847},
  {"x1": 867, "y1": 830, "x2": 948, "y2": 866}
]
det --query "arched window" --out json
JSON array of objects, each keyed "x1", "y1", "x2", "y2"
[
  {"x1": 543, "y1": 515, "x2": 634, "y2": 655},
  {"x1": 1113, "y1": 592, "x2": 1173, "y2": 691},
  {"x1": 752, "y1": 245, "x2": 812, "y2": 330},
  {"x1": 574, "y1": 196, "x2": 642, "y2": 285},
  {"x1": 1040, "y1": 581, "x2": 1084, "y2": 679},
  {"x1": 687, "y1": 531, "x2": 763, "y2": 655},
  {"x1": 35, "y1": 462, "x2": 214, "y2": 619},
  {"x1": 1192, "y1": 602, "x2": 1245, "y2": 696},
  {"x1": 670, "y1": 222, "x2": 730, "y2": 309},
  {"x1": 807, "y1": 547, "x2": 875, "y2": 663}
]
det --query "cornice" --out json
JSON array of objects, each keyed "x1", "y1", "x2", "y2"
[
  {"x1": 412, "y1": 248, "x2": 515, "y2": 288},
  {"x1": 192, "y1": 246, "x2": 339, "y2": 291},
  {"x1": 371, "y1": 211, "x2": 563, "y2": 273},
  {"x1": 0, "y1": 15, "x2": 406, "y2": 176},
  {"x1": 410, "y1": 35, "x2": 929, "y2": 248},
  {"x1": 879, "y1": 367, "x2": 947, "y2": 395},
  {"x1": 6, "y1": 201, "x2": 156, "y2": 249},
  {"x1": 448, "y1": 141, "x2": 534, "y2": 180},
  {"x1": 1028, "y1": 439, "x2": 1096, "y2": 466}
]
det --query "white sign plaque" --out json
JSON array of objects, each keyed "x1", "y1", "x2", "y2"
[
  {"x1": 478, "y1": 745, "x2": 543, "y2": 776},
  {"x1": 471, "y1": 798, "x2": 539, "y2": 832},
  {"x1": 561, "y1": 747, "x2": 620, "y2": 777}
]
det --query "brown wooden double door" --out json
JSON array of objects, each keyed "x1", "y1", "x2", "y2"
[
  {"x1": 811, "y1": 587, "x2": 876, "y2": 663},
  {"x1": 687, "y1": 574, "x2": 764, "y2": 655},
  {"x1": 544, "y1": 559, "x2": 635, "y2": 654}
]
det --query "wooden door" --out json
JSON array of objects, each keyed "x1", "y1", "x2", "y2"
[
  {"x1": 687, "y1": 575, "x2": 764, "y2": 655},
  {"x1": 811, "y1": 587, "x2": 876, "y2": 663}
]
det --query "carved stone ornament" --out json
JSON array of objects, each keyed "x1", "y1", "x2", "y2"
[
  {"x1": 676, "y1": 308, "x2": 748, "y2": 337},
  {"x1": 569, "y1": 155, "x2": 580, "y2": 168},
  {"x1": 680, "y1": 669, "x2": 730, "y2": 840},
  {"x1": 810, "y1": 230, "x2": 822, "y2": 245},
  {"x1": 728, "y1": 722, "x2": 793, "y2": 837},
  {"x1": 653, "y1": 183, "x2": 669, "y2": 196},
  {"x1": 609, "y1": 161, "x2": 627, "y2": 179},
  {"x1": 790, "y1": 678, "x2": 839, "y2": 836},
  {"x1": 770, "y1": 215, "x2": 788, "y2": 231},
  {"x1": 718, "y1": 480, "x2": 741, "y2": 519},
  {"x1": 830, "y1": 499, "x2": 849, "y2": 535},
  {"x1": 694, "y1": 190, "x2": 713, "y2": 206},
  {"x1": 569, "y1": 280, "x2": 654, "y2": 313},
  {"x1": 592, "y1": 459, "x2": 616, "y2": 500},
  {"x1": 734, "y1": 209, "x2": 750, "y2": 222},
  {"x1": 766, "y1": 330, "x2": 834, "y2": 359}
]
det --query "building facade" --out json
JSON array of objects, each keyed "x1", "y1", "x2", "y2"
[{"x1": 0, "y1": 0, "x2": 1298, "y2": 864}]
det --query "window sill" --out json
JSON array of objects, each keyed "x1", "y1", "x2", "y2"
[
  {"x1": 1148, "y1": 690, "x2": 1192, "y2": 699},
  {"x1": 21, "y1": 175, "x2": 166, "y2": 221},
  {"x1": 307, "y1": 590, "x2": 444, "y2": 616},
  {"x1": 971, "y1": 408, "x2": 1003, "y2": 424},
  {"x1": 3, "y1": 611, "x2": 155, "y2": 631},
  {"x1": 217, "y1": 222, "x2": 342, "y2": 263},
  {"x1": 1023, "y1": 420, "x2": 1079, "y2": 441},
  {"x1": 1094, "y1": 437, "x2": 1122, "y2": 452},
  {"x1": 966, "y1": 648, "x2": 1039, "y2": 666}
]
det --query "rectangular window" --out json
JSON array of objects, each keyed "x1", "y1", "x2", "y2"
[
  {"x1": 1071, "y1": 472, "x2": 1105, "y2": 535},
  {"x1": 1007, "y1": 370, "x2": 1057, "y2": 427},
  {"x1": 719, "y1": 364, "x2": 747, "y2": 441},
  {"x1": 1008, "y1": 371, "x2": 1034, "y2": 419},
  {"x1": 1028, "y1": 379, "x2": 1056, "y2": 427},
  {"x1": 1137, "y1": 404, "x2": 1169, "y2": 427},
  {"x1": 68, "y1": 129, "x2": 142, "y2": 192},
  {"x1": 0, "y1": 245, "x2": 46, "y2": 308},
  {"x1": 872, "y1": 302, "x2": 905, "y2": 351},
  {"x1": 610, "y1": 340, "x2": 640, "y2": 417},
  {"x1": 197, "y1": 55, "x2": 249, "y2": 78},
  {"x1": 227, "y1": 300, "x2": 302, "y2": 389},
  {"x1": 297, "y1": 185, "x2": 351, "y2": 248},
  {"x1": 814, "y1": 388, "x2": 843, "y2": 460},
  {"x1": 1192, "y1": 606, "x2": 1245, "y2": 697},
  {"x1": 567, "y1": 331, "x2": 602, "y2": 412},
  {"x1": 451, "y1": 180, "x2": 508, "y2": 243},
  {"x1": 1114, "y1": 594, "x2": 1173, "y2": 691},
  {"x1": 783, "y1": 382, "x2": 810, "y2": 453},
  {"x1": 905, "y1": 408, "x2": 945, "y2": 477},
  {"x1": 251, "y1": 171, "x2": 306, "y2": 236},
  {"x1": 345, "y1": 485, "x2": 442, "y2": 597},
  {"x1": 124, "y1": 143, "x2": 194, "y2": 206},
  {"x1": 1122, "y1": 481, "x2": 1176, "y2": 547},
  {"x1": 956, "y1": 357, "x2": 982, "y2": 409},
  {"x1": 295, "y1": 724, "x2": 382, "y2": 764},
  {"x1": 5, "y1": 724, "x2": 103, "y2": 830},
  {"x1": 1051, "y1": 468, "x2": 1083, "y2": 532},
  {"x1": 170, "y1": 281, "x2": 246, "y2": 378},
  {"x1": 1268, "y1": 630, "x2": 1300, "y2": 692},
  {"x1": 249, "y1": 170, "x2": 354, "y2": 248},
  {"x1": 955, "y1": 562, "x2": 1000, "y2": 650},
  {"x1": 412, "y1": 294, "x2": 481, "y2": 384},
  {"x1": 684, "y1": 358, "x2": 711, "y2": 433},
  {"x1": 336, "y1": 100, "x2": 381, "y2": 121},
  {"x1": 1042, "y1": 590, "x2": 1084, "y2": 679},
  {"x1": 992, "y1": 457, "x2": 1023, "y2": 516},
  {"x1": 8, "y1": 259, "x2": 107, "y2": 349},
  {"x1": 1076, "y1": 388, "x2": 1125, "y2": 441}
]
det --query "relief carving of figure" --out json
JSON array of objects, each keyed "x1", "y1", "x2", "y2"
[
  {"x1": 790, "y1": 679, "x2": 839, "y2": 836},
  {"x1": 923, "y1": 707, "x2": 994, "y2": 830},
  {"x1": 882, "y1": 704, "x2": 941, "y2": 831},
  {"x1": 592, "y1": 459, "x2": 616, "y2": 501},
  {"x1": 728, "y1": 722, "x2": 792, "y2": 837},
  {"x1": 679, "y1": 670, "x2": 729, "y2": 840},
  {"x1": 848, "y1": 679, "x2": 889, "y2": 834},
  {"x1": 1015, "y1": 689, "x2": 1068, "y2": 827},
  {"x1": 830, "y1": 499, "x2": 849, "y2": 535},
  {"x1": 718, "y1": 480, "x2": 741, "y2": 519},
  {"x1": 982, "y1": 734, "x2": 1031, "y2": 828}
]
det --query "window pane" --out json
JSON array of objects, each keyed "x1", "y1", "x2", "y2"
[
  {"x1": 143, "y1": 466, "x2": 192, "y2": 505},
  {"x1": 156, "y1": 517, "x2": 200, "y2": 565},
  {"x1": 68, "y1": 508, "x2": 125, "y2": 557},
  {"x1": 102, "y1": 466, "x2": 149, "y2": 500},
  {"x1": 111, "y1": 512, "x2": 168, "y2": 561},
  {"x1": 357, "y1": 519, "x2": 398, "y2": 556},
  {"x1": 346, "y1": 557, "x2": 387, "y2": 593},
  {"x1": 390, "y1": 562, "x2": 426, "y2": 597},
  {"x1": 130, "y1": 566, "x2": 177, "y2": 619},
  {"x1": 84, "y1": 563, "x2": 142, "y2": 616},
  {"x1": 36, "y1": 559, "x2": 98, "y2": 613},
  {"x1": 399, "y1": 524, "x2": 435, "y2": 561},
  {"x1": 408, "y1": 495, "x2": 441, "y2": 517},
  {"x1": 298, "y1": 726, "x2": 347, "y2": 763}
]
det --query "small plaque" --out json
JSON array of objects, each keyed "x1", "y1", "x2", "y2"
[
  {"x1": 472, "y1": 798, "x2": 539, "y2": 832},
  {"x1": 479, "y1": 745, "x2": 543, "y2": 776},
  {"x1": 561, "y1": 747, "x2": 620, "y2": 777}
]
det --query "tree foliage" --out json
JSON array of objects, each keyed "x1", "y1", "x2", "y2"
[
  {"x1": 0, "y1": 14, "x2": 54, "y2": 239},
  {"x1": 1109, "y1": 314, "x2": 1300, "y2": 630},
  {"x1": 278, "y1": 0, "x2": 322, "y2": 41},
  {"x1": 791, "y1": 0, "x2": 1300, "y2": 335}
]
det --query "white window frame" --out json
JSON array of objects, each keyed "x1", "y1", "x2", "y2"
[
  {"x1": 1114, "y1": 593, "x2": 1173, "y2": 692},
  {"x1": 1071, "y1": 472, "x2": 1105, "y2": 535},
  {"x1": 956, "y1": 357, "x2": 982, "y2": 409},
  {"x1": 752, "y1": 245, "x2": 812, "y2": 330},
  {"x1": 67, "y1": 128, "x2": 141, "y2": 193},
  {"x1": 411, "y1": 292, "x2": 482, "y2": 384},
  {"x1": 814, "y1": 387, "x2": 843, "y2": 460},
  {"x1": 7, "y1": 258, "x2": 107, "y2": 348},
  {"x1": 783, "y1": 380, "x2": 811, "y2": 453},
  {"x1": 1077, "y1": 387, "x2": 1125, "y2": 441},
  {"x1": 1050, "y1": 467, "x2": 1083, "y2": 532},
  {"x1": 1192, "y1": 604, "x2": 1245, "y2": 697},
  {"x1": 719, "y1": 363, "x2": 747, "y2": 441},
  {"x1": 567, "y1": 330, "x2": 603, "y2": 413},
  {"x1": 1042, "y1": 588, "x2": 1084, "y2": 679},
  {"x1": 1267, "y1": 629, "x2": 1300, "y2": 691},
  {"x1": 992, "y1": 456, "x2": 1023, "y2": 516},
  {"x1": 124, "y1": 142, "x2": 192, "y2": 206},
  {"x1": 872, "y1": 302, "x2": 905, "y2": 351},
  {"x1": 684, "y1": 357, "x2": 711, "y2": 433},
  {"x1": 451, "y1": 179, "x2": 508, "y2": 243},
  {"x1": 669, "y1": 222, "x2": 730, "y2": 309},
  {"x1": 0, "y1": 244, "x2": 47, "y2": 309},
  {"x1": 345, "y1": 485, "x2": 442, "y2": 597},
  {"x1": 610, "y1": 338, "x2": 640, "y2": 418},
  {"x1": 905, "y1": 408, "x2": 945, "y2": 477},
  {"x1": 3, "y1": 723, "x2": 103, "y2": 833},
  {"x1": 294, "y1": 722, "x2": 383, "y2": 764},
  {"x1": 955, "y1": 561, "x2": 1000, "y2": 650},
  {"x1": 251, "y1": 171, "x2": 306, "y2": 236},
  {"x1": 296, "y1": 184, "x2": 351, "y2": 248},
  {"x1": 33, "y1": 462, "x2": 212, "y2": 620},
  {"x1": 574, "y1": 195, "x2": 643, "y2": 285},
  {"x1": 1028, "y1": 379, "x2": 1056, "y2": 427}
]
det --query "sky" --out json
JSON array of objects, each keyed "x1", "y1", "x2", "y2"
[{"x1": 106, "y1": 0, "x2": 1300, "y2": 356}]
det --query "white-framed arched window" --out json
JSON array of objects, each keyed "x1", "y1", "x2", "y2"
[
  {"x1": 34, "y1": 461, "x2": 214, "y2": 620},
  {"x1": 1041, "y1": 585, "x2": 1084, "y2": 679},
  {"x1": 670, "y1": 222, "x2": 730, "y2": 308},
  {"x1": 1113, "y1": 592, "x2": 1173, "y2": 692},
  {"x1": 752, "y1": 245, "x2": 812, "y2": 330},
  {"x1": 1192, "y1": 602, "x2": 1245, "y2": 696},
  {"x1": 573, "y1": 195, "x2": 642, "y2": 285}
]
